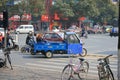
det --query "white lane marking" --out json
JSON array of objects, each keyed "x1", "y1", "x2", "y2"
[{"x1": 15, "y1": 65, "x2": 62, "y2": 72}]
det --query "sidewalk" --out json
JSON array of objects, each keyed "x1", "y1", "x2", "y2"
[{"x1": 87, "y1": 53, "x2": 117, "y2": 58}]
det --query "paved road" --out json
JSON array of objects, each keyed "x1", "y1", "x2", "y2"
[
  {"x1": 0, "y1": 52, "x2": 117, "y2": 80},
  {"x1": 83, "y1": 34, "x2": 118, "y2": 55},
  {"x1": 0, "y1": 33, "x2": 118, "y2": 80}
]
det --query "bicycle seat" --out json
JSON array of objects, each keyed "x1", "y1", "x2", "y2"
[{"x1": 79, "y1": 58, "x2": 84, "y2": 61}]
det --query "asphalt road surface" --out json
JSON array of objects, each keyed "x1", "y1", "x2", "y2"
[{"x1": 0, "y1": 33, "x2": 118, "y2": 80}]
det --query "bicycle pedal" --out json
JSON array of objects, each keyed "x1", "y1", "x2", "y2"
[
  {"x1": 79, "y1": 69, "x2": 84, "y2": 72},
  {"x1": 74, "y1": 72, "x2": 78, "y2": 74},
  {"x1": 74, "y1": 70, "x2": 80, "y2": 74}
]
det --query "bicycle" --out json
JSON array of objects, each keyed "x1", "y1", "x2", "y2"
[
  {"x1": 61, "y1": 54, "x2": 89, "y2": 80},
  {"x1": 97, "y1": 54, "x2": 114, "y2": 80},
  {"x1": 1, "y1": 48, "x2": 13, "y2": 70}
]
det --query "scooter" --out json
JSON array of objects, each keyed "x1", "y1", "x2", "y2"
[{"x1": 10, "y1": 39, "x2": 19, "y2": 51}]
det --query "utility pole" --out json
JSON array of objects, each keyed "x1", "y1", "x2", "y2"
[
  {"x1": 3, "y1": 9, "x2": 8, "y2": 49},
  {"x1": 118, "y1": 0, "x2": 120, "y2": 80},
  {"x1": 2, "y1": 0, "x2": 8, "y2": 49},
  {"x1": 45, "y1": 0, "x2": 52, "y2": 31},
  {"x1": 2, "y1": 0, "x2": 14, "y2": 49}
]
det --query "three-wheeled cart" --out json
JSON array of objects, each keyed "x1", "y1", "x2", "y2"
[{"x1": 30, "y1": 32, "x2": 87, "y2": 58}]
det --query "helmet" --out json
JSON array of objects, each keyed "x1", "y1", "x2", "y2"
[{"x1": 28, "y1": 32, "x2": 33, "y2": 36}]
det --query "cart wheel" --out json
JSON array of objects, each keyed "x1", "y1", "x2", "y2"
[
  {"x1": 45, "y1": 51, "x2": 53, "y2": 58},
  {"x1": 30, "y1": 48, "x2": 36, "y2": 55},
  {"x1": 79, "y1": 48, "x2": 87, "y2": 57},
  {"x1": 14, "y1": 45, "x2": 19, "y2": 51},
  {"x1": 21, "y1": 47, "x2": 26, "y2": 53}
]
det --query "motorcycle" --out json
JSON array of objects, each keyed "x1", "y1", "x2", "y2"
[
  {"x1": 21, "y1": 38, "x2": 35, "y2": 53},
  {"x1": 20, "y1": 45, "x2": 32, "y2": 53}
]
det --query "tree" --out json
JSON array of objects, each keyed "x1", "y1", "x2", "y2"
[
  {"x1": 50, "y1": 0, "x2": 118, "y2": 26},
  {"x1": 50, "y1": 0, "x2": 99, "y2": 24},
  {"x1": 7, "y1": 0, "x2": 45, "y2": 23},
  {"x1": 28, "y1": 0, "x2": 45, "y2": 17},
  {"x1": 94, "y1": 0, "x2": 118, "y2": 25}
]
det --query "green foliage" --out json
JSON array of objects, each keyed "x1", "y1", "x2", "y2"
[
  {"x1": 50, "y1": 0, "x2": 100, "y2": 22},
  {"x1": 0, "y1": 0, "x2": 118, "y2": 25},
  {"x1": 51, "y1": 0, "x2": 74, "y2": 18},
  {"x1": 94, "y1": 0, "x2": 118, "y2": 24},
  {"x1": 28, "y1": 0, "x2": 45, "y2": 17},
  {"x1": 2, "y1": 0, "x2": 46, "y2": 17},
  {"x1": 50, "y1": 0, "x2": 118, "y2": 24}
]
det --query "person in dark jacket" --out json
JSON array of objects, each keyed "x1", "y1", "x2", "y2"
[{"x1": 26, "y1": 32, "x2": 35, "y2": 47}]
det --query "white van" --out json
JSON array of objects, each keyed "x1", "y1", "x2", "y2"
[{"x1": 15, "y1": 25, "x2": 34, "y2": 34}]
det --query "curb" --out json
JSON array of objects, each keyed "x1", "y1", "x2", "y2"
[{"x1": 86, "y1": 53, "x2": 117, "y2": 58}]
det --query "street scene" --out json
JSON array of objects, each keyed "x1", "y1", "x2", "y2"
[
  {"x1": 0, "y1": 33, "x2": 118, "y2": 80},
  {"x1": 0, "y1": 0, "x2": 119, "y2": 80}
]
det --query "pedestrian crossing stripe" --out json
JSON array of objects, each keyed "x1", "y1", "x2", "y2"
[{"x1": 14, "y1": 56, "x2": 117, "y2": 80}]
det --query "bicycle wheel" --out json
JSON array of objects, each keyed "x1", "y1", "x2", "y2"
[
  {"x1": 0, "y1": 58, "x2": 5, "y2": 68},
  {"x1": 78, "y1": 61, "x2": 89, "y2": 79},
  {"x1": 21, "y1": 47, "x2": 26, "y2": 53},
  {"x1": 97, "y1": 65, "x2": 104, "y2": 80},
  {"x1": 79, "y1": 48, "x2": 87, "y2": 57},
  {"x1": 61, "y1": 64, "x2": 74, "y2": 80},
  {"x1": 14, "y1": 45, "x2": 19, "y2": 51},
  {"x1": 106, "y1": 68, "x2": 114, "y2": 80}
]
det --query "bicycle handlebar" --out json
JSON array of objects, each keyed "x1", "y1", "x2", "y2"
[
  {"x1": 104, "y1": 54, "x2": 113, "y2": 59},
  {"x1": 98, "y1": 54, "x2": 113, "y2": 61}
]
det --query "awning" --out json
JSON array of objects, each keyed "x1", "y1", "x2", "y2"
[
  {"x1": 9, "y1": 15, "x2": 20, "y2": 21},
  {"x1": 22, "y1": 13, "x2": 31, "y2": 21},
  {"x1": 9, "y1": 13, "x2": 32, "y2": 21}
]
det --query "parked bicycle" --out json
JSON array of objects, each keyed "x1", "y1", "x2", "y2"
[
  {"x1": 0, "y1": 48, "x2": 13, "y2": 70},
  {"x1": 97, "y1": 54, "x2": 114, "y2": 80},
  {"x1": 3, "y1": 48, "x2": 13, "y2": 70},
  {"x1": 61, "y1": 54, "x2": 89, "y2": 80}
]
